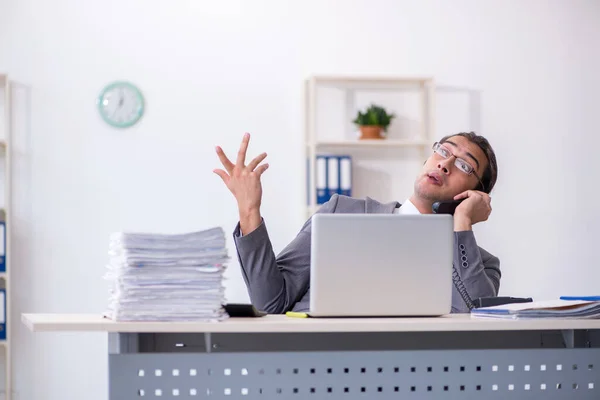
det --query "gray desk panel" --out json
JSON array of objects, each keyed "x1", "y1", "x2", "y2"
[
  {"x1": 132, "y1": 330, "x2": 586, "y2": 353},
  {"x1": 109, "y1": 344, "x2": 600, "y2": 399}
]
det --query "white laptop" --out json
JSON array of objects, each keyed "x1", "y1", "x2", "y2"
[{"x1": 308, "y1": 213, "x2": 454, "y2": 317}]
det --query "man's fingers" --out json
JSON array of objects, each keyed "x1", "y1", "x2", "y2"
[
  {"x1": 236, "y1": 133, "x2": 250, "y2": 167},
  {"x1": 255, "y1": 163, "x2": 269, "y2": 175},
  {"x1": 453, "y1": 191, "x2": 469, "y2": 200},
  {"x1": 213, "y1": 169, "x2": 230, "y2": 183},
  {"x1": 247, "y1": 152, "x2": 267, "y2": 171},
  {"x1": 481, "y1": 193, "x2": 491, "y2": 205},
  {"x1": 216, "y1": 146, "x2": 235, "y2": 174}
]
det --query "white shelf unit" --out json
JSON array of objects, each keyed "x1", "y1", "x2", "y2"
[
  {"x1": 0, "y1": 74, "x2": 12, "y2": 400},
  {"x1": 304, "y1": 75, "x2": 435, "y2": 217}
]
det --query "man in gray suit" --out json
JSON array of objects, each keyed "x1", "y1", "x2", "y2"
[{"x1": 214, "y1": 132, "x2": 500, "y2": 314}]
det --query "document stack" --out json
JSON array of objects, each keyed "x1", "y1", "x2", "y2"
[
  {"x1": 471, "y1": 298, "x2": 600, "y2": 319},
  {"x1": 104, "y1": 227, "x2": 229, "y2": 322}
]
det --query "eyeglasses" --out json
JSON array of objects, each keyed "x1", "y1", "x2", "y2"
[{"x1": 432, "y1": 142, "x2": 485, "y2": 191}]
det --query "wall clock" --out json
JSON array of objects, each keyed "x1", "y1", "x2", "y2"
[{"x1": 97, "y1": 81, "x2": 145, "y2": 128}]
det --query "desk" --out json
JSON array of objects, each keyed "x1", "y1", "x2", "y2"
[{"x1": 22, "y1": 313, "x2": 600, "y2": 399}]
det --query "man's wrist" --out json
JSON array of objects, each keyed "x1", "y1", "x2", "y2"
[
  {"x1": 239, "y1": 207, "x2": 262, "y2": 235},
  {"x1": 239, "y1": 206, "x2": 260, "y2": 219},
  {"x1": 453, "y1": 214, "x2": 472, "y2": 231}
]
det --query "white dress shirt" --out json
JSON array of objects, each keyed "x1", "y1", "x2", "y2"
[{"x1": 394, "y1": 198, "x2": 421, "y2": 215}]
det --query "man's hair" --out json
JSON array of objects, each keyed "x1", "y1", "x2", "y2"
[{"x1": 439, "y1": 132, "x2": 498, "y2": 194}]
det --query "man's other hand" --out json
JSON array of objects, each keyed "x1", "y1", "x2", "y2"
[{"x1": 452, "y1": 190, "x2": 492, "y2": 231}]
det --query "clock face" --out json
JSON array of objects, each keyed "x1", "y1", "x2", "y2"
[{"x1": 97, "y1": 81, "x2": 144, "y2": 128}]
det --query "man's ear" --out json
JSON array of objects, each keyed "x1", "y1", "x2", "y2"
[{"x1": 473, "y1": 181, "x2": 484, "y2": 192}]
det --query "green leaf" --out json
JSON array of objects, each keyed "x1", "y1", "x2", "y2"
[{"x1": 352, "y1": 104, "x2": 395, "y2": 130}]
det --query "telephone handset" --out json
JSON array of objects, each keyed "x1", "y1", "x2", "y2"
[{"x1": 432, "y1": 199, "x2": 464, "y2": 215}]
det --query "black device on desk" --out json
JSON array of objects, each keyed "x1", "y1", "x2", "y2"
[
  {"x1": 473, "y1": 297, "x2": 533, "y2": 308},
  {"x1": 223, "y1": 303, "x2": 267, "y2": 317}
]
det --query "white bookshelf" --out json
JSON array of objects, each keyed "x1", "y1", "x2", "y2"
[
  {"x1": 0, "y1": 74, "x2": 12, "y2": 400},
  {"x1": 304, "y1": 75, "x2": 435, "y2": 218},
  {"x1": 311, "y1": 139, "x2": 431, "y2": 148}
]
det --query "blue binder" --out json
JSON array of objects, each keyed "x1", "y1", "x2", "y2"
[
  {"x1": 326, "y1": 155, "x2": 339, "y2": 200},
  {"x1": 0, "y1": 289, "x2": 5, "y2": 340},
  {"x1": 0, "y1": 221, "x2": 5, "y2": 272},
  {"x1": 339, "y1": 155, "x2": 352, "y2": 197},
  {"x1": 310, "y1": 155, "x2": 352, "y2": 204},
  {"x1": 316, "y1": 155, "x2": 328, "y2": 204}
]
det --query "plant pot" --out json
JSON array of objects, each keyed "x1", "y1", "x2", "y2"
[{"x1": 359, "y1": 125, "x2": 384, "y2": 140}]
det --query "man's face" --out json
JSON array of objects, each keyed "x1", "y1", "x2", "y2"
[{"x1": 414, "y1": 135, "x2": 488, "y2": 202}]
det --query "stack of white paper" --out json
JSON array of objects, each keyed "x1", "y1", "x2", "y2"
[
  {"x1": 471, "y1": 299, "x2": 600, "y2": 319},
  {"x1": 103, "y1": 227, "x2": 229, "y2": 322}
]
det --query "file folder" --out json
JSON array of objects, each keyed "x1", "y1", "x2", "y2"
[
  {"x1": 339, "y1": 155, "x2": 352, "y2": 197},
  {"x1": 310, "y1": 155, "x2": 353, "y2": 204},
  {"x1": 0, "y1": 221, "x2": 5, "y2": 272},
  {"x1": 316, "y1": 155, "x2": 328, "y2": 204},
  {"x1": 471, "y1": 299, "x2": 600, "y2": 319},
  {"x1": 0, "y1": 289, "x2": 5, "y2": 340},
  {"x1": 326, "y1": 156, "x2": 339, "y2": 200}
]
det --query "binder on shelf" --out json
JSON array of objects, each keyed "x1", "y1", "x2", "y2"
[
  {"x1": 327, "y1": 156, "x2": 339, "y2": 200},
  {"x1": 316, "y1": 155, "x2": 328, "y2": 204},
  {"x1": 0, "y1": 289, "x2": 5, "y2": 340},
  {"x1": 339, "y1": 155, "x2": 352, "y2": 197},
  {"x1": 0, "y1": 220, "x2": 5, "y2": 272},
  {"x1": 308, "y1": 154, "x2": 353, "y2": 205}
]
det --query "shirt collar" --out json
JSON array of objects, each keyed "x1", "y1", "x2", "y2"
[{"x1": 394, "y1": 198, "x2": 422, "y2": 215}]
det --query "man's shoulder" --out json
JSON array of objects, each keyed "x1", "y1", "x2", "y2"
[
  {"x1": 319, "y1": 194, "x2": 400, "y2": 214},
  {"x1": 330, "y1": 194, "x2": 368, "y2": 213}
]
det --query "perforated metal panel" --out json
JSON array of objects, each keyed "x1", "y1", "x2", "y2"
[{"x1": 110, "y1": 348, "x2": 600, "y2": 399}]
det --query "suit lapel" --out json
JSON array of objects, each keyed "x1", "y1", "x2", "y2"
[{"x1": 365, "y1": 196, "x2": 401, "y2": 214}]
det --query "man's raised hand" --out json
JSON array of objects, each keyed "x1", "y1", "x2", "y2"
[{"x1": 214, "y1": 133, "x2": 268, "y2": 233}]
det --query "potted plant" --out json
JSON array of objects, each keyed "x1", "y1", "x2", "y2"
[{"x1": 352, "y1": 104, "x2": 396, "y2": 140}]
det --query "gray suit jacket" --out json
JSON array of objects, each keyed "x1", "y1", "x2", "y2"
[{"x1": 233, "y1": 194, "x2": 501, "y2": 314}]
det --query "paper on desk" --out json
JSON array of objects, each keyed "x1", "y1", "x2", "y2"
[
  {"x1": 471, "y1": 299, "x2": 600, "y2": 319},
  {"x1": 104, "y1": 226, "x2": 230, "y2": 322}
]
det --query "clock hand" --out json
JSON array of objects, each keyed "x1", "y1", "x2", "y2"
[
  {"x1": 111, "y1": 90, "x2": 126, "y2": 120},
  {"x1": 111, "y1": 98, "x2": 122, "y2": 119}
]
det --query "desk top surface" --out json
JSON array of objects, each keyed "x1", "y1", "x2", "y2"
[{"x1": 21, "y1": 313, "x2": 600, "y2": 333}]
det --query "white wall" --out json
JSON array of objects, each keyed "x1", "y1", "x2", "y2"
[{"x1": 1, "y1": 0, "x2": 600, "y2": 399}]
